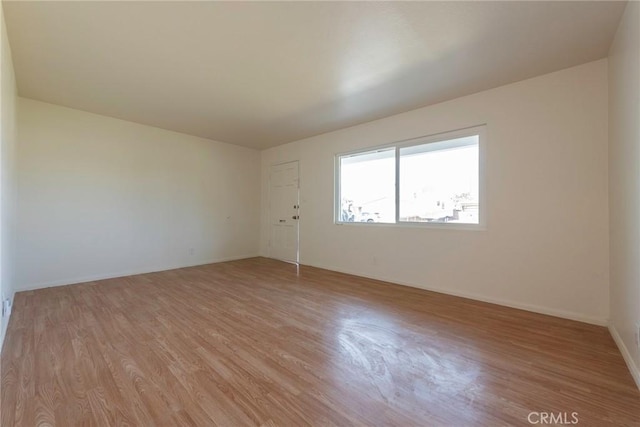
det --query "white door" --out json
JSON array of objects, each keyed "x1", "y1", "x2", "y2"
[{"x1": 269, "y1": 161, "x2": 300, "y2": 263}]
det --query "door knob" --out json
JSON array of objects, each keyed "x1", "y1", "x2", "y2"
[{"x1": 292, "y1": 215, "x2": 299, "y2": 220}]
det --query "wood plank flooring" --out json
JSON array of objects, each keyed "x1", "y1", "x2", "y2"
[{"x1": 1, "y1": 257, "x2": 639, "y2": 426}]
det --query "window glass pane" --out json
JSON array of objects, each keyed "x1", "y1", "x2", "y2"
[
  {"x1": 399, "y1": 136, "x2": 479, "y2": 224},
  {"x1": 339, "y1": 149, "x2": 395, "y2": 223}
]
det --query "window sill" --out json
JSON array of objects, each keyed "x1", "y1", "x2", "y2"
[{"x1": 334, "y1": 221, "x2": 486, "y2": 231}]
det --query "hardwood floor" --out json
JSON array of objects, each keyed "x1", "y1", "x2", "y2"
[{"x1": 1, "y1": 257, "x2": 638, "y2": 426}]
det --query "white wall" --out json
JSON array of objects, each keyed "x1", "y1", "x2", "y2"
[
  {"x1": 608, "y1": 1, "x2": 640, "y2": 388},
  {"x1": 0, "y1": 3, "x2": 17, "y2": 351},
  {"x1": 261, "y1": 60, "x2": 610, "y2": 325},
  {"x1": 16, "y1": 98, "x2": 260, "y2": 290}
]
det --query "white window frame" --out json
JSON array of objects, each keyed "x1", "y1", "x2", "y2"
[{"x1": 334, "y1": 125, "x2": 486, "y2": 230}]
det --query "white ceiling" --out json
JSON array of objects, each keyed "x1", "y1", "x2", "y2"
[{"x1": 4, "y1": 1, "x2": 626, "y2": 149}]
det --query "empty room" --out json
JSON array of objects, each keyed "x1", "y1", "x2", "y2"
[{"x1": 1, "y1": 0, "x2": 639, "y2": 425}]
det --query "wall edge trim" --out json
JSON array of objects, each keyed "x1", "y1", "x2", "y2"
[
  {"x1": 14, "y1": 254, "x2": 260, "y2": 292},
  {"x1": 301, "y1": 260, "x2": 609, "y2": 326},
  {"x1": 609, "y1": 323, "x2": 640, "y2": 390}
]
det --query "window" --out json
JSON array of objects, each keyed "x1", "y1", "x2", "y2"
[
  {"x1": 339, "y1": 148, "x2": 395, "y2": 223},
  {"x1": 335, "y1": 126, "x2": 484, "y2": 227}
]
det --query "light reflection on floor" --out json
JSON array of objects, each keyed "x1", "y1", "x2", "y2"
[{"x1": 332, "y1": 309, "x2": 485, "y2": 424}]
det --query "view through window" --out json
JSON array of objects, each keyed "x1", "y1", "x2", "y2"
[
  {"x1": 339, "y1": 149, "x2": 395, "y2": 223},
  {"x1": 337, "y1": 129, "x2": 481, "y2": 225}
]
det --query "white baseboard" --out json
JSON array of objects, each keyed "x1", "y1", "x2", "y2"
[
  {"x1": 609, "y1": 323, "x2": 640, "y2": 390},
  {"x1": 0, "y1": 290, "x2": 15, "y2": 355},
  {"x1": 15, "y1": 254, "x2": 260, "y2": 292},
  {"x1": 301, "y1": 261, "x2": 609, "y2": 326}
]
